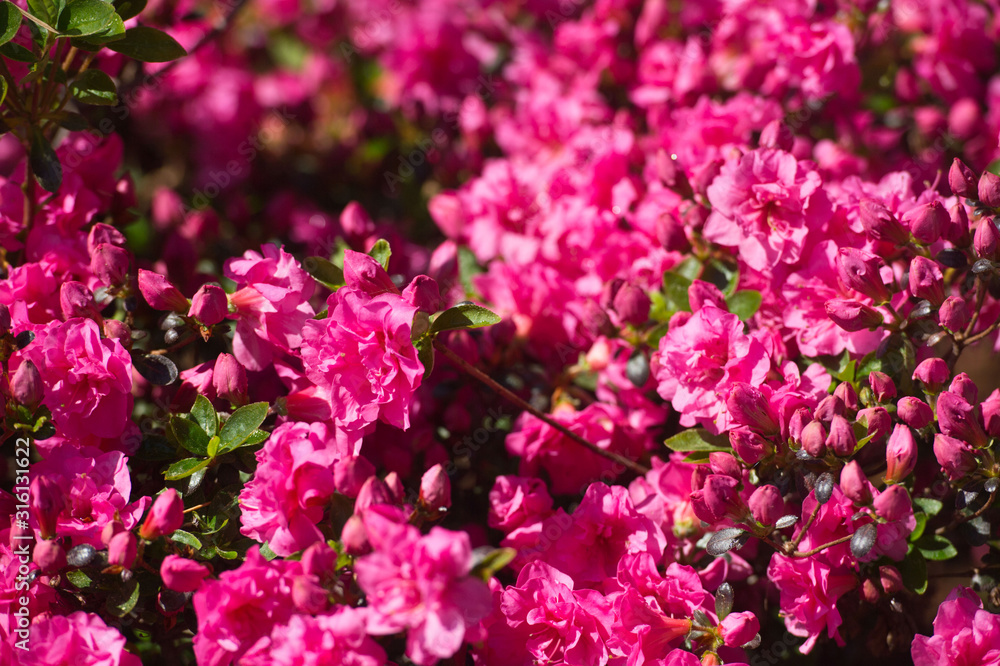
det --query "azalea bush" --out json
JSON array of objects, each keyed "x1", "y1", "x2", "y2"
[{"x1": 4, "y1": 0, "x2": 1000, "y2": 664}]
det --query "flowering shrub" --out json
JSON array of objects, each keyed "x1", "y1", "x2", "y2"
[{"x1": 3, "y1": 0, "x2": 1000, "y2": 664}]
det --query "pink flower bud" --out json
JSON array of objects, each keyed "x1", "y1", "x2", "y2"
[
  {"x1": 726, "y1": 383, "x2": 779, "y2": 436},
  {"x1": 800, "y1": 420, "x2": 827, "y2": 458},
  {"x1": 825, "y1": 299, "x2": 883, "y2": 332},
  {"x1": 729, "y1": 426, "x2": 772, "y2": 466},
  {"x1": 975, "y1": 218, "x2": 1000, "y2": 260},
  {"x1": 913, "y1": 358, "x2": 950, "y2": 392},
  {"x1": 688, "y1": 279, "x2": 727, "y2": 313},
  {"x1": 719, "y1": 611, "x2": 760, "y2": 648},
  {"x1": 60, "y1": 281, "x2": 102, "y2": 321},
  {"x1": 880, "y1": 565, "x2": 903, "y2": 595},
  {"x1": 612, "y1": 282, "x2": 651, "y2": 326},
  {"x1": 857, "y1": 406, "x2": 892, "y2": 443},
  {"x1": 873, "y1": 484, "x2": 911, "y2": 522},
  {"x1": 292, "y1": 575, "x2": 329, "y2": 614},
  {"x1": 90, "y1": 243, "x2": 130, "y2": 286},
  {"x1": 949, "y1": 158, "x2": 978, "y2": 198},
  {"x1": 419, "y1": 464, "x2": 452, "y2": 514},
  {"x1": 104, "y1": 320, "x2": 132, "y2": 349},
  {"x1": 300, "y1": 542, "x2": 338, "y2": 579},
  {"x1": 354, "y1": 477, "x2": 393, "y2": 513},
  {"x1": 188, "y1": 284, "x2": 228, "y2": 326},
  {"x1": 869, "y1": 372, "x2": 896, "y2": 403},
  {"x1": 161, "y1": 555, "x2": 210, "y2": 592},
  {"x1": 212, "y1": 353, "x2": 248, "y2": 406},
  {"x1": 983, "y1": 389, "x2": 1000, "y2": 437},
  {"x1": 938, "y1": 296, "x2": 970, "y2": 332},
  {"x1": 759, "y1": 120, "x2": 794, "y2": 151},
  {"x1": 11, "y1": 360, "x2": 42, "y2": 409},
  {"x1": 32, "y1": 540, "x2": 66, "y2": 574},
  {"x1": 341, "y1": 515, "x2": 370, "y2": 555},
  {"x1": 903, "y1": 201, "x2": 949, "y2": 245},
  {"x1": 101, "y1": 521, "x2": 125, "y2": 547},
  {"x1": 87, "y1": 223, "x2": 126, "y2": 256},
  {"x1": 30, "y1": 477, "x2": 64, "y2": 540},
  {"x1": 937, "y1": 391, "x2": 988, "y2": 448},
  {"x1": 108, "y1": 531, "x2": 137, "y2": 569},
  {"x1": 836, "y1": 248, "x2": 890, "y2": 303},
  {"x1": 709, "y1": 452, "x2": 742, "y2": 480},
  {"x1": 885, "y1": 424, "x2": 918, "y2": 483},
  {"x1": 897, "y1": 397, "x2": 933, "y2": 429},
  {"x1": 834, "y1": 382, "x2": 859, "y2": 412},
  {"x1": 401, "y1": 275, "x2": 441, "y2": 313},
  {"x1": 138, "y1": 270, "x2": 189, "y2": 312},
  {"x1": 340, "y1": 201, "x2": 375, "y2": 238},
  {"x1": 950, "y1": 372, "x2": 979, "y2": 404},
  {"x1": 979, "y1": 171, "x2": 1000, "y2": 207},
  {"x1": 859, "y1": 199, "x2": 909, "y2": 244},
  {"x1": 934, "y1": 433, "x2": 978, "y2": 480},
  {"x1": 139, "y1": 489, "x2": 184, "y2": 540},
  {"x1": 690, "y1": 474, "x2": 746, "y2": 524},
  {"x1": 748, "y1": 485, "x2": 783, "y2": 526},
  {"x1": 826, "y1": 415, "x2": 856, "y2": 457},
  {"x1": 334, "y1": 456, "x2": 376, "y2": 498},
  {"x1": 384, "y1": 472, "x2": 405, "y2": 503},
  {"x1": 840, "y1": 460, "x2": 872, "y2": 506},
  {"x1": 815, "y1": 395, "x2": 846, "y2": 422},
  {"x1": 908, "y1": 257, "x2": 946, "y2": 305},
  {"x1": 788, "y1": 408, "x2": 812, "y2": 442},
  {"x1": 861, "y1": 578, "x2": 881, "y2": 604},
  {"x1": 944, "y1": 203, "x2": 971, "y2": 246}
]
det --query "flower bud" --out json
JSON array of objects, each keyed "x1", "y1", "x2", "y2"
[
  {"x1": 825, "y1": 299, "x2": 883, "y2": 332},
  {"x1": 840, "y1": 460, "x2": 872, "y2": 506},
  {"x1": 788, "y1": 408, "x2": 812, "y2": 443},
  {"x1": 913, "y1": 358, "x2": 950, "y2": 392},
  {"x1": 340, "y1": 515, "x2": 370, "y2": 556},
  {"x1": 880, "y1": 565, "x2": 903, "y2": 595},
  {"x1": 354, "y1": 477, "x2": 394, "y2": 514},
  {"x1": 975, "y1": 218, "x2": 1000, "y2": 260},
  {"x1": 87, "y1": 223, "x2": 126, "y2": 255},
  {"x1": 937, "y1": 391, "x2": 988, "y2": 447},
  {"x1": 719, "y1": 611, "x2": 760, "y2": 648},
  {"x1": 138, "y1": 270, "x2": 189, "y2": 312},
  {"x1": 869, "y1": 371, "x2": 896, "y2": 403},
  {"x1": 11, "y1": 360, "x2": 42, "y2": 409},
  {"x1": 859, "y1": 199, "x2": 909, "y2": 244},
  {"x1": 748, "y1": 485, "x2": 783, "y2": 526},
  {"x1": 612, "y1": 282, "x2": 651, "y2": 326},
  {"x1": 949, "y1": 158, "x2": 978, "y2": 198},
  {"x1": 103, "y1": 320, "x2": 132, "y2": 349},
  {"x1": 815, "y1": 395, "x2": 846, "y2": 422},
  {"x1": 938, "y1": 296, "x2": 970, "y2": 332},
  {"x1": 384, "y1": 472, "x2": 405, "y2": 503},
  {"x1": 60, "y1": 281, "x2": 102, "y2": 321},
  {"x1": 212, "y1": 353, "x2": 248, "y2": 406},
  {"x1": 729, "y1": 426, "x2": 772, "y2": 466},
  {"x1": 334, "y1": 456, "x2": 376, "y2": 499},
  {"x1": 188, "y1": 284, "x2": 228, "y2": 327},
  {"x1": 418, "y1": 464, "x2": 452, "y2": 514},
  {"x1": 934, "y1": 433, "x2": 978, "y2": 480},
  {"x1": 873, "y1": 484, "x2": 911, "y2": 522},
  {"x1": 908, "y1": 257, "x2": 946, "y2": 305},
  {"x1": 826, "y1": 415, "x2": 856, "y2": 457},
  {"x1": 107, "y1": 531, "x2": 137, "y2": 570},
  {"x1": 834, "y1": 382, "x2": 859, "y2": 412},
  {"x1": 32, "y1": 540, "x2": 66, "y2": 574},
  {"x1": 30, "y1": 477, "x2": 64, "y2": 540},
  {"x1": 903, "y1": 201, "x2": 949, "y2": 245},
  {"x1": 709, "y1": 452, "x2": 742, "y2": 480},
  {"x1": 292, "y1": 575, "x2": 329, "y2": 614},
  {"x1": 950, "y1": 372, "x2": 979, "y2": 404},
  {"x1": 979, "y1": 171, "x2": 1000, "y2": 207},
  {"x1": 897, "y1": 397, "x2": 933, "y2": 429},
  {"x1": 836, "y1": 248, "x2": 890, "y2": 303},
  {"x1": 301, "y1": 542, "x2": 338, "y2": 579},
  {"x1": 139, "y1": 489, "x2": 184, "y2": 540},
  {"x1": 90, "y1": 243, "x2": 130, "y2": 286},
  {"x1": 944, "y1": 203, "x2": 971, "y2": 246},
  {"x1": 857, "y1": 406, "x2": 892, "y2": 443},
  {"x1": 861, "y1": 578, "x2": 881, "y2": 604},
  {"x1": 800, "y1": 420, "x2": 827, "y2": 458},
  {"x1": 726, "y1": 383, "x2": 779, "y2": 436},
  {"x1": 983, "y1": 389, "x2": 1000, "y2": 437},
  {"x1": 690, "y1": 474, "x2": 746, "y2": 524},
  {"x1": 885, "y1": 424, "x2": 918, "y2": 483},
  {"x1": 688, "y1": 279, "x2": 727, "y2": 313},
  {"x1": 161, "y1": 555, "x2": 210, "y2": 592},
  {"x1": 760, "y1": 120, "x2": 794, "y2": 151}
]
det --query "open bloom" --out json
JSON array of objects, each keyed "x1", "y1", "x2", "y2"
[{"x1": 912, "y1": 587, "x2": 1000, "y2": 666}]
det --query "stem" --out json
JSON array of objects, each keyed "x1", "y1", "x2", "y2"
[
  {"x1": 791, "y1": 534, "x2": 853, "y2": 558},
  {"x1": 789, "y1": 502, "x2": 821, "y2": 551},
  {"x1": 936, "y1": 491, "x2": 996, "y2": 536},
  {"x1": 433, "y1": 338, "x2": 650, "y2": 476}
]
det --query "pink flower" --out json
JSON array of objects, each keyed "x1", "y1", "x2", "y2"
[
  {"x1": 704, "y1": 148, "x2": 832, "y2": 271},
  {"x1": 239, "y1": 421, "x2": 341, "y2": 556},
  {"x1": 161, "y1": 555, "x2": 211, "y2": 592},
  {"x1": 16, "y1": 611, "x2": 141, "y2": 666},
  {"x1": 767, "y1": 554, "x2": 856, "y2": 653},
  {"x1": 488, "y1": 475, "x2": 553, "y2": 532},
  {"x1": 720, "y1": 611, "x2": 760, "y2": 648},
  {"x1": 240, "y1": 608, "x2": 387, "y2": 666},
  {"x1": 655, "y1": 305, "x2": 770, "y2": 433},
  {"x1": 139, "y1": 488, "x2": 184, "y2": 540},
  {"x1": 912, "y1": 587, "x2": 1000, "y2": 666},
  {"x1": 17, "y1": 317, "x2": 132, "y2": 441},
  {"x1": 355, "y1": 526, "x2": 491, "y2": 666},
  {"x1": 300, "y1": 251, "x2": 425, "y2": 435}
]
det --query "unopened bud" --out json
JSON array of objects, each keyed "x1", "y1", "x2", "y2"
[
  {"x1": 60, "y1": 282, "x2": 102, "y2": 321},
  {"x1": 934, "y1": 433, "x2": 978, "y2": 480},
  {"x1": 30, "y1": 476, "x2": 64, "y2": 540},
  {"x1": 188, "y1": 284, "x2": 228, "y2": 327},
  {"x1": 139, "y1": 489, "x2": 184, "y2": 540},
  {"x1": 938, "y1": 296, "x2": 970, "y2": 332},
  {"x1": 937, "y1": 391, "x2": 988, "y2": 448},
  {"x1": 800, "y1": 420, "x2": 827, "y2": 458},
  {"x1": 161, "y1": 555, "x2": 210, "y2": 592},
  {"x1": 949, "y1": 158, "x2": 978, "y2": 198},
  {"x1": 212, "y1": 353, "x2": 248, "y2": 406},
  {"x1": 418, "y1": 464, "x2": 452, "y2": 514},
  {"x1": 726, "y1": 383, "x2": 779, "y2": 436},
  {"x1": 840, "y1": 460, "x2": 872, "y2": 506},
  {"x1": 873, "y1": 484, "x2": 911, "y2": 522},
  {"x1": 885, "y1": 424, "x2": 918, "y2": 483},
  {"x1": 107, "y1": 531, "x2": 137, "y2": 570},
  {"x1": 826, "y1": 415, "x2": 856, "y2": 457},
  {"x1": 825, "y1": 299, "x2": 883, "y2": 332},
  {"x1": 138, "y1": 270, "x2": 189, "y2": 312},
  {"x1": 913, "y1": 358, "x2": 950, "y2": 393},
  {"x1": 869, "y1": 371, "x2": 897, "y2": 403},
  {"x1": 729, "y1": 426, "x2": 772, "y2": 466},
  {"x1": 837, "y1": 248, "x2": 890, "y2": 303},
  {"x1": 11, "y1": 360, "x2": 42, "y2": 409},
  {"x1": 859, "y1": 199, "x2": 909, "y2": 244},
  {"x1": 903, "y1": 201, "x2": 949, "y2": 245},
  {"x1": 897, "y1": 397, "x2": 933, "y2": 429},
  {"x1": 32, "y1": 540, "x2": 66, "y2": 574},
  {"x1": 979, "y1": 171, "x2": 1000, "y2": 207},
  {"x1": 908, "y1": 257, "x2": 946, "y2": 305},
  {"x1": 90, "y1": 243, "x2": 130, "y2": 286},
  {"x1": 748, "y1": 485, "x2": 783, "y2": 526}
]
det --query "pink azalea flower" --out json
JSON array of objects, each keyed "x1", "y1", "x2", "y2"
[
  {"x1": 766, "y1": 554, "x2": 856, "y2": 653},
  {"x1": 240, "y1": 607, "x2": 387, "y2": 666},
  {"x1": 16, "y1": 611, "x2": 141, "y2": 666},
  {"x1": 912, "y1": 587, "x2": 1000, "y2": 666}
]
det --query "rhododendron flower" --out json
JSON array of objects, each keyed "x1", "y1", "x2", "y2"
[
  {"x1": 240, "y1": 608, "x2": 387, "y2": 666},
  {"x1": 655, "y1": 305, "x2": 770, "y2": 433},
  {"x1": 355, "y1": 525, "x2": 491, "y2": 665},
  {"x1": 912, "y1": 587, "x2": 1000, "y2": 666},
  {"x1": 15, "y1": 611, "x2": 141, "y2": 666},
  {"x1": 767, "y1": 554, "x2": 856, "y2": 653}
]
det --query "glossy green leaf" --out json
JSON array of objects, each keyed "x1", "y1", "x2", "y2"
[
  {"x1": 217, "y1": 402, "x2": 269, "y2": 454},
  {"x1": 107, "y1": 25, "x2": 187, "y2": 62},
  {"x1": 901, "y1": 545, "x2": 928, "y2": 594},
  {"x1": 170, "y1": 415, "x2": 209, "y2": 457},
  {"x1": 69, "y1": 68, "x2": 117, "y2": 105},
  {"x1": 73, "y1": 10, "x2": 122, "y2": 45},
  {"x1": 191, "y1": 394, "x2": 218, "y2": 437},
  {"x1": 0, "y1": 77, "x2": 7, "y2": 108},
  {"x1": 430, "y1": 303, "x2": 501, "y2": 334},
  {"x1": 0, "y1": 2, "x2": 22, "y2": 46},
  {"x1": 242, "y1": 429, "x2": 269, "y2": 446},
  {"x1": 368, "y1": 238, "x2": 391, "y2": 270},
  {"x1": 26, "y1": 0, "x2": 60, "y2": 27},
  {"x1": 909, "y1": 512, "x2": 928, "y2": 542},
  {"x1": 416, "y1": 338, "x2": 434, "y2": 378},
  {"x1": 726, "y1": 290, "x2": 762, "y2": 321},
  {"x1": 664, "y1": 428, "x2": 731, "y2": 453},
  {"x1": 106, "y1": 577, "x2": 139, "y2": 617},
  {"x1": 57, "y1": 0, "x2": 116, "y2": 36},
  {"x1": 303, "y1": 256, "x2": 344, "y2": 291},
  {"x1": 916, "y1": 533, "x2": 958, "y2": 561},
  {"x1": 170, "y1": 529, "x2": 202, "y2": 550},
  {"x1": 912, "y1": 497, "x2": 943, "y2": 516},
  {"x1": 164, "y1": 456, "x2": 211, "y2": 480},
  {"x1": 29, "y1": 126, "x2": 61, "y2": 192},
  {"x1": 0, "y1": 41, "x2": 36, "y2": 61},
  {"x1": 112, "y1": 0, "x2": 145, "y2": 20},
  {"x1": 662, "y1": 271, "x2": 692, "y2": 313},
  {"x1": 470, "y1": 547, "x2": 516, "y2": 582}
]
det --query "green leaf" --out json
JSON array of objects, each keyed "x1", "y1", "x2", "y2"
[
  {"x1": 0, "y1": 2, "x2": 22, "y2": 46},
  {"x1": 916, "y1": 533, "x2": 958, "y2": 561},
  {"x1": 243, "y1": 429, "x2": 269, "y2": 446},
  {"x1": 0, "y1": 41, "x2": 36, "y2": 61},
  {"x1": 164, "y1": 456, "x2": 211, "y2": 480},
  {"x1": 726, "y1": 290, "x2": 762, "y2": 321},
  {"x1": 26, "y1": 0, "x2": 60, "y2": 27},
  {"x1": 662, "y1": 271, "x2": 692, "y2": 313},
  {"x1": 170, "y1": 415, "x2": 209, "y2": 457},
  {"x1": 416, "y1": 338, "x2": 434, "y2": 378},
  {"x1": 912, "y1": 497, "x2": 943, "y2": 516},
  {"x1": 259, "y1": 542, "x2": 279, "y2": 561},
  {"x1": 674, "y1": 257, "x2": 702, "y2": 281},
  {"x1": 170, "y1": 529, "x2": 202, "y2": 550},
  {"x1": 303, "y1": 256, "x2": 344, "y2": 291},
  {"x1": 69, "y1": 68, "x2": 117, "y2": 105},
  {"x1": 112, "y1": 0, "x2": 145, "y2": 21},
  {"x1": 191, "y1": 394, "x2": 218, "y2": 437},
  {"x1": 457, "y1": 245, "x2": 483, "y2": 297},
  {"x1": 29, "y1": 126, "x2": 61, "y2": 192},
  {"x1": 901, "y1": 545, "x2": 928, "y2": 594},
  {"x1": 217, "y1": 402, "x2": 269, "y2": 454},
  {"x1": 72, "y1": 10, "x2": 122, "y2": 45},
  {"x1": 368, "y1": 238, "x2": 391, "y2": 270},
  {"x1": 909, "y1": 512, "x2": 928, "y2": 542},
  {"x1": 107, "y1": 25, "x2": 187, "y2": 62},
  {"x1": 57, "y1": 0, "x2": 116, "y2": 36},
  {"x1": 206, "y1": 435, "x2": 219, "y2": 459},
  {"x1": 106, "y1": 577, "x2": 139, "y2": 617},
  {"x1": 65, "y1": 569, "x2": 92, "y2": 588},
  {"x1": 430, "y1": 303, "x2": 502, "y2": 334},
  {"x1": 664, "y1": 428, "x2": 731, "y2": 453},
  {"x1": 470, "y1": 547, "x2": 516, "y2": 582}
]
